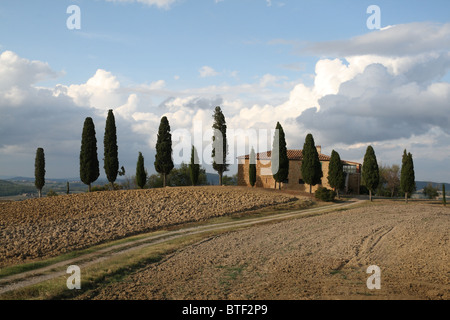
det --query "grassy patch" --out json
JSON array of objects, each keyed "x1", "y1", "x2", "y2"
[
  {"x1": 217, "y1": 263, "x2": 248, "y2": 290},
  {"x1": 0, "y1": 230, "x2": 168, "y2": 279},
  {"x1": 329, "y1": 269, "x2": 348, "y2": 280}
]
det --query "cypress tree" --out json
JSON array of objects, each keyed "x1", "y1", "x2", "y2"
[
  {"x1": 104, "y1": 109, "x2": 119, "y2": 190},
  {"x1": 362, "y1": 145, "x2": 380, "y2": 201},
  {"x1": 212, "y1": 106, "x2": 229, "y2": 186},
  {"x1": 80, "y1": 117, "x2": 100, "y2": 192},
  {"x1": 401, "y1": 149, "x2": 408, "y2": 194},
  {"x1": 271, "y1": 122, "x2": 289, "y2": 189},
  {"x1": 154, "y1": 116, "x2": 174, "y2": 187},
  {"x1": 301, "y1": 133, "x2": 323, "y2": 194},
  {"x1": 443, "y1": 184, "x2": 446, "y2": 206},
  {"x1": 249, "y1": 147, "x2": 257, "y2": 187},
  {"x1": 66, "y1": 181, "x2": 70, "y2": 195},
  {"x1": 190, "y1": 146, "x2": 200, "y2": 186},
  {"x1": 34, "y1": 147, "x2": 45, "y2": 198},
  {"x1": 328, "y1": 150, "x2": 345, "y2": 199},
  {"x1": 136, "y1": 152, "x2": 147, "y2": 189},
  {"x1": 400, "y1": 150, "x2": 416, "y2": 204}
]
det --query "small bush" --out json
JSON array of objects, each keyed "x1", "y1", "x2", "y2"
[
  {"x1": 315, "y1": 187, "x2": 336, "y2": 202},
  {"x1": 47, "y1": 190, "x2": 58, "y2": 197},
  {"x1": 91, "y1": 185, "x2": 108, "y2": 192}
]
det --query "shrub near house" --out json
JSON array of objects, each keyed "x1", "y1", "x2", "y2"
[{"x1": 315, "y1": 187, "x2": 337, "y2": 202}]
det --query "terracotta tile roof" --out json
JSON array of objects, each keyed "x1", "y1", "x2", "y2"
[{"x1": 239, "y1": 150, "x2": 332, "y2": 161}]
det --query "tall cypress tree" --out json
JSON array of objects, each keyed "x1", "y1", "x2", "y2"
[
  {"x1": 104, "y1": 109, "x2": 119, "y2": 190},
  {"x1": 249, "y1": 147, "x2": 257, "y2": 187},
  {"x1": 271, "y1": 122, "x2": 289, "y2": 189},
  {"x1": 80, "y1": 117, "x2": 100, "y2": 192},
  {"x1": 190, "y1": 146, "x2": 200, "y2": 186},
  {"x1": 136, "y1": 152, "x2": 147, "y2": 189},
  {"x1": 400, "y1": 149, "x2": 416, "y2": 204},
  {"x1": 443, "y1": 184, "x2": 446, "y2": 207},
  {"x1": 328, "y1": 150, "x2": 345, "y2": 199},
  {"x1": 154, "y1": 116, "x2": 174, "y2": 187},
  {"x1": 301, "y1": 133, "x2": 323, "y2": 194},
  {"x1": 362, "y1": 145, "x2": 380, "y2": 201},
  {"x1": 211, "y1": 106, "x2": 229, "y2": 186},
  {"x1": 401, "y1": 149, "x2": 408, "y2": 183},
  {"x1": 34, "y1": 147, "x2": 45, "y2": 198}
]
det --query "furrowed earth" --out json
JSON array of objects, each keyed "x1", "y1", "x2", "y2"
[
  {"x1": 80, "y1": 201, "x2": 449, "y2": 300},
  {"x1": 1, "y1": 187, "x2": 449, "y2": 300},
  {"x1": 0, "y1": 186, "x2": 296, "y2": 268}
]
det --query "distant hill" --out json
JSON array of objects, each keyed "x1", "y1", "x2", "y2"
[
  {"x1": 0, "y1": 178, "x2": 90, "y2": 197},
  {"x1": 206, "y1": 173, "x2": 238, "y2": 186},
  {"x1": 7, "y1": 177, "x2": 83, "y2": 183},
  {"x1": 415, "y1": 181, "x2": 450, "y2": 191},
  {"x1": 0, "y1": 180, "x2": 36, "y2": 196},
  {"x1": 206, "y1": 173, "x2": 220, "y2": 185},
  {"x1": 6, "y1": 176, "x2": 35, "y2": 182}
]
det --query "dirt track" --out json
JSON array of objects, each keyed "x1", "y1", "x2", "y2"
[
  {"x1": 0, "y1": 187, "x2": 296, "y2": 268},
  {"x1": 84, "y1": 203, "x2": 449, "y2": 300}
]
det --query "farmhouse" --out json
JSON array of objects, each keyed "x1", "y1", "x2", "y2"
[{"x1": 237, "y1": 146, "x2": 362, "y2": 194}]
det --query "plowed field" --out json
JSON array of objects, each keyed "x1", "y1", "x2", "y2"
[
  {"x1": 84, "y1": 202, "x2": 450, "y2": 300},
  {"x1": 0, "y1": 187, "x2": 296, "y2": 268}
]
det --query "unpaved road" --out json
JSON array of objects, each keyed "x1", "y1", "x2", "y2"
[
  {"x1": 82, "y1": 203, "x2": 449, "y2": 300},
  {"x1": 0, "y1": 199, "x2": 357, "y2": 296}
]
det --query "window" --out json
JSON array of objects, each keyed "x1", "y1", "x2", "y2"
[{"x1": 343, "y1": 165, "x2": 357, "y2": 174}]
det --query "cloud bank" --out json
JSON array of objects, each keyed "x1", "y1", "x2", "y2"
[{"x1": 1, "y1": 22, "x2": 450, "y2": 181}]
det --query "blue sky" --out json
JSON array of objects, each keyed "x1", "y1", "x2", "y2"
[
  {"x1": 3, "y1": 0, "x2": 448, "y2": 87},
  {"x1": 1, "y1": 0, "x2": 450, "y2": 183}
]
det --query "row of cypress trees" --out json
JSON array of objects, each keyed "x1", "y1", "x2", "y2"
[
  {"x1": 79, "y1": 112, "x2": 174, "y2": 191},
  {"x1": 149, "y1": 108, "x2": 227, "y2": 188},
  {"x1": 128, "y1": 123, "x2": 201, "y2": 189},
  {"x1": 33, "y1": 107, "x2": 417, "y2": 201},
  {"x1": 248, "y1": 122, "x2": 340, "y2": 195},
  {"x1": 79, "y1": 106, "x2": 229, "y2": 191},
  {"x1": 32, "y1": 110, "x2": 206, "y2": 195},
  {"x1": 248, "y1": 122, "x2": 417, "y2": 203},
  {"x1": 262, "y1": 122, "x2": 325, "y2": 194},
  {"x1": 80, "y1": 111, "x2": 123, "y2": 192},
  {"x1": 361, "y1": 146, "x2": 416, "y2": 203}
]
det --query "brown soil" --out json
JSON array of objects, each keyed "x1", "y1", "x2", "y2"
[
  {"x1": 0, "y1": 186, "x2": 296, "y2": 268},
  {"x1": 83, "y1": 203, "x2": 450, "y2": 300}
]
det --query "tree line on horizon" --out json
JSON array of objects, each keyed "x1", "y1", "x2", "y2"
[
  {"x1": 247, "y1": 121, "x2": 418, "y2": 204},
  {"x1": 33, "y1": 106, "x2": 231, "y2": 196},
  {"x1": 32, "y1": 106, "x2": 428, "y2": 205}
]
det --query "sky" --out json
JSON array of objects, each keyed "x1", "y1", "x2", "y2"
[{"x1": 0, "y1": 0, "x2": 450, "y2": 183}]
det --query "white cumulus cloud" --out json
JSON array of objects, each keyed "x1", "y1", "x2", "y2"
[
  {"x1": 199, "y1": 66, "x2": 219, "y2": 78},
  {"x1": 104, "y1": 0, "x2": 177, "y2": 10}
]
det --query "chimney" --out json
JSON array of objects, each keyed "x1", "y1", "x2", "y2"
[{"x1": 316, "y1": 146, "x2": 322, "y2": 154}]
